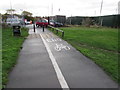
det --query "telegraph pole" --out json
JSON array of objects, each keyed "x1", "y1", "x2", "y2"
[
  {"x1": 70, "y1": 15, "x2": 72, "y2": 25},
  {"x1": 99, "y1": 0, "x2": 103, "y2": 26},
  {"x1": 51, "y1": 4, "x2": 53, "y2": 16},
  {"x1": 10, "y1": 0, "x2": 13, "y2": 18}
]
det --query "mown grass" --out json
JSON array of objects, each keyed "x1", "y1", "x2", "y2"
[
  {"x1": 2, "y1": 26, "x2": 28, "y2": 88},
  {"x1": 49, "y1": 26, "x2": 119, "y2": 83},
  {"x1": 60, "y1": 27, "x2": 118, "y2": 52}
]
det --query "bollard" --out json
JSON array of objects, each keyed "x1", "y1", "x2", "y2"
[
  {"x1": 43, "y1": 25, "x2": 44, "y2": 32},
  {"x1": 33, "y1": 24, "x2": 35, "y2": 33}
]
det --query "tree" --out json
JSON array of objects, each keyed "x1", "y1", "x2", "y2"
[
  {"x1": 21, "y1": 11, "x2": 34, "y2": 22},
  {"x1": 2, "y1": 13, "x2": 10, "y2": 22},
  {"x1": 24, "y1": 15, "x2": 34, "y2": 21},
  {"x1": 22, "y1": 11, "x2": 32, "y2": 17},
  {"x1": 6, "y1": 9, "x2": 15, "y2": 14}
]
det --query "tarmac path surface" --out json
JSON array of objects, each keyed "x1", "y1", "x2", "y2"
[{"x1": 7, "y1": 25, "x2": 118, "y2": 89}]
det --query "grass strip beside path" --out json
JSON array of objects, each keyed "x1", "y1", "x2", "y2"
[{"x1": 2, "y1": 26, "x2": 28, "y2": 88}]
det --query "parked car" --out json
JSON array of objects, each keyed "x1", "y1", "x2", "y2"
[
  {"x1": 25, "y1": 20, "x2": 32, "y2": 25},
  {"x1": 6, "y1": 18, "x2": 21, "y2": 26},
  {"x1": 50, "y1": 20, "x2": 63, "y2": 27},
  {"x1": 36, "y1": 19, "x2": 48, "y2": 27}
]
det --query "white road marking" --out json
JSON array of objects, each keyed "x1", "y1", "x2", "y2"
[
  {"x1": 55, "y1": 44, "x2": 70, "y2": 51},
  {"x1": 46, "y1": 38, "x2": 62, "y2": 42},
  {"x1": 35, "y1": 29, "x2": 38, "y2": 33},
  {"x1": 28, "y1": 29, "x2": 32, "y2": 34},
  {"x1": 46, "y1": 34, "x2": 51, "y2": 38},
  {"x1": 40, "y1": 34, "x2": 70, "y2": 89}
]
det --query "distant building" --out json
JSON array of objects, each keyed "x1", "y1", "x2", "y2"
[
  {"x1": 118, "y1": 1, "x2": 120, "y2": 14},
  {"x1": 66, "y1": 15, "x2": 119, "y2": 28},
  {"x1": 0, "y1": 13, "x2": 2, "y2": 24},
  {"x1": 118, "y1": 2, "x2": 120, "y2": 28},
  {"x1": 54, "y1": 15, "x2": 66, "y2": 25},
  {"x1": 66, "y1": 16, "x2": 85, "y2": 25},
  {"x1": 49, "y1": 15, "x2": 66, "y2": 25}
]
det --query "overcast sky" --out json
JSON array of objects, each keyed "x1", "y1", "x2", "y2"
[{"x1": 0, "y1": 0, "x2": 119, "y2": 17}]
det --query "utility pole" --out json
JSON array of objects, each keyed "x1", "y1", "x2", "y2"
[
  {"x1": 70, "y1": 17, "x2": 71, "y2": 25},
  {"x1": 119, "y1": 1, "x2": 120, "y2": 14},
  {"x1": 100, "y1": 0, "x2": 103, "y2": 16},
  {"x1": 10, "y1": 0, "x2": 13, "y2": 18},
  {"x1": 51, "y1": 4, "x2": 53, "y2": 16},
  {"x1": 58, "y1": 8, "x2": 60, "y2": 15},
  {"x1": 116, "y1": 8, "x2": 118, "y2": 14},
  {"x1": 94, "y1": 10, "x2": 96, "y2": 16},
  {"x1": 99, "y1": 0, "x2": 103, "y2": 26},
  {"x1": 70, "y1": 15, "x2": 72, "y2": 25}
]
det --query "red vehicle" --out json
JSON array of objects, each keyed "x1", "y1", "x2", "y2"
[{"x1": 36, "y1": 19, "x2": 48, "y2": 27}]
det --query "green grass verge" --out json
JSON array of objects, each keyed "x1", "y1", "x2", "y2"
[
  {"x1": 60, "y1": 27, "x2": 118, "y2": 52},
  {"x1": 2, "y1": 26, "x2": 28, "y2": 88},
  {"x1": 49, "y1": 26, "x2": 119, "y2": 83},
  {"x1": 0, "y1": 26, "x2": 2, "y2": 89}
]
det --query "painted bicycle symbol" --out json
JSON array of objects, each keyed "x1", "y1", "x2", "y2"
[{"x1": 54, "y1": 44, "x2": 70, "y2": 51}]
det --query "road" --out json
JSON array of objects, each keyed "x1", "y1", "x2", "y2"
[{"x1": 6, "y1": 25, "x2": 118, "y2": 89}]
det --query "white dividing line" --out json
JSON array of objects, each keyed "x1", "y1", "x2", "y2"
[{"x1": 40, "y1": 34, "x2": 70, "y2": 90}]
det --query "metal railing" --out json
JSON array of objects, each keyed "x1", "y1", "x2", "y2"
[{"x1": 48, "y1": 25, "x2": 64, "y2": 38}]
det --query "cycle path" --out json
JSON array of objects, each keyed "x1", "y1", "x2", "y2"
[
  {"x1": 7, "y1": 25, "x2": 118, "y2": 88},
  {"x1": 35, "y1": 27, "x2": 118, "y2": 88}
]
